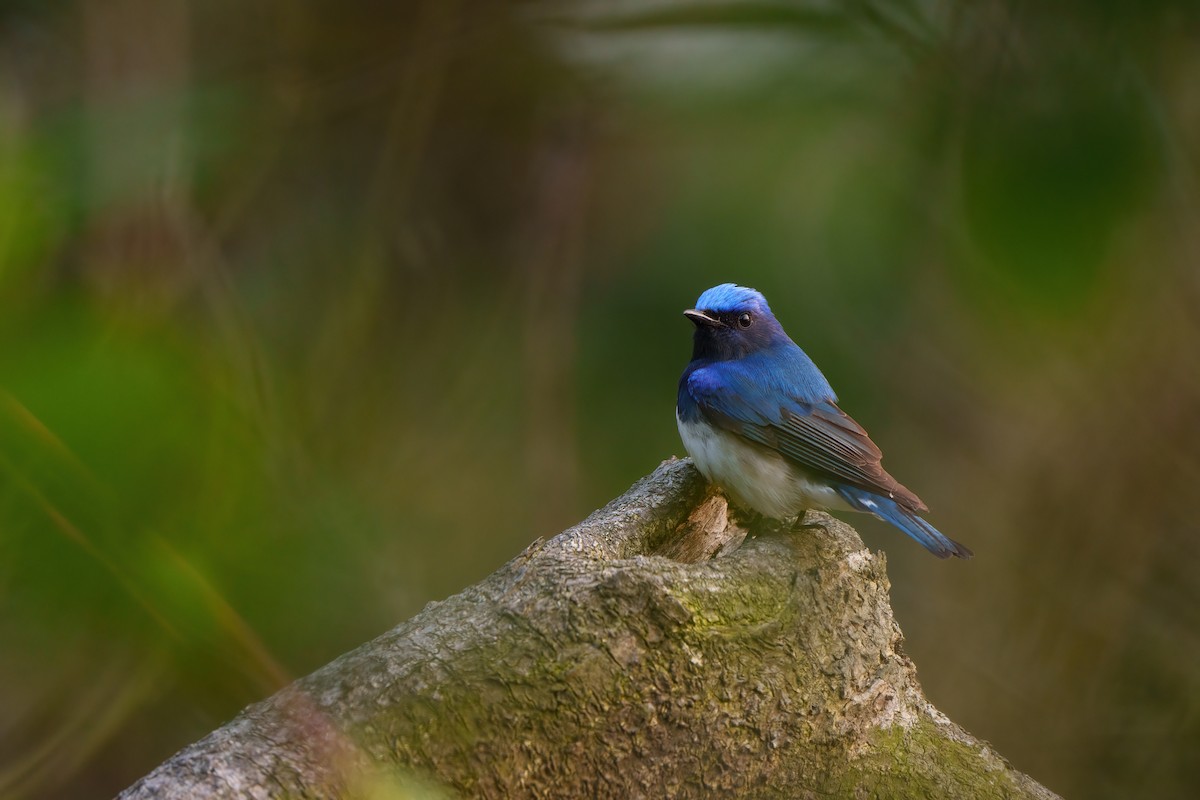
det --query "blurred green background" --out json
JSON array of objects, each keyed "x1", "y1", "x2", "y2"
[{"x1": 2, "y1": 1, "x2": 1199, "y2": 797}]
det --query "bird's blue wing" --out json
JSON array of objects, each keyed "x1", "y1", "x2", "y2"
[{"x1": 683, "y1": 355, "x2": 927, "y2": 513}]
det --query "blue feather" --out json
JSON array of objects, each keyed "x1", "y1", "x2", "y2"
[
  {"x1": 695, "y1": 283, "x2": 774, "y2": 315},
  {"x1": 834, "y1": 485, "x2": 973, "y2": 559}
]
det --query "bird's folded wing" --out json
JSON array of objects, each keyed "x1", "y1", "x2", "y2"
[{"x1": 684, "y1": 366, "x2": 927, "y2": 513}]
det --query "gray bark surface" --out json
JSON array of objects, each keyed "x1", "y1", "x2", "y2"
[{"x1": 119, "y1": 458, "x2": 1060, "y2": 799}]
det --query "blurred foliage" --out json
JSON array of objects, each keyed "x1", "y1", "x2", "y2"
[{"x1": 1, "y1": 0, "x2": 1199, "y2": 797}]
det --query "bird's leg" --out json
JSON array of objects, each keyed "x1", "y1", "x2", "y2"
[{"x1": 790, "y1": 509, "x2": 829, "y2": 532}]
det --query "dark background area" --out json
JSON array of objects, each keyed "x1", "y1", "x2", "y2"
[{"x1": 2, "y1": 1, "x2": 1199, "y2": 797}]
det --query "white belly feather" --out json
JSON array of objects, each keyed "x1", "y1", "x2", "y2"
[{"x1": 676, "y1": 410, "x2": 852, "y2": 519}]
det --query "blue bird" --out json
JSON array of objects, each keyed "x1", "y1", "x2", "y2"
[{"x1": 676, "y1": 283, "x2": 972, "y2": 559}]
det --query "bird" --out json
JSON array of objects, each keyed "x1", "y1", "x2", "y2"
[{"x1": 676, "y1": 283, "x2": 972, "y2": 559}]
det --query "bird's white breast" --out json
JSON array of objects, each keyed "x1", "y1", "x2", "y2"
[{"x1": 676, "y1": 411, "x2": 852, "y2": 519}]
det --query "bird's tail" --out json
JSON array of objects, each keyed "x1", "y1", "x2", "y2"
[{"x1": 835, "y1": 485, "x2": 973, "y2": 559}]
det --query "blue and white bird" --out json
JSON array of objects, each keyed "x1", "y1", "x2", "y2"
[{"x1": 676, "y1": 283, "x2": 972, "y2": 559}]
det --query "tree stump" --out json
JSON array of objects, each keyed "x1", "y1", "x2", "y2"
[{"x1": 118, "y1": 458, "x2": 1059, "y2": 799}]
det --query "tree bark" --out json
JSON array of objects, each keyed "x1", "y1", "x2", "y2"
[{"x1": 118, "y1": 458, "x2": 1059, "y2": 799}]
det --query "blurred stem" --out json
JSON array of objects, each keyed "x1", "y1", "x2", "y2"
[
  {"x1": 0, "y1": 452, "x2": 181, "y2": 640},
  {"x1": 0, "y1": 654, "x2": 166, "y2": 799},
  {"x1": 364, "y1": 0, "x2": 461, "y2": 227},
  {"x1": 521, "y1": 109, "x2": 592, "y2": 534},
  {"x1": 80, "y1": 0, "x2": 197, "y2": 315}
]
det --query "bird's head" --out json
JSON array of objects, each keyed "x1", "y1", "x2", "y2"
[{"x1": 684, "y1": 283, "x2": 789, "y2": 361}]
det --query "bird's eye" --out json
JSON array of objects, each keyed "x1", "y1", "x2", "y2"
[{"x1": 737, "y1": 312, "x2": 752, "y2": 328}]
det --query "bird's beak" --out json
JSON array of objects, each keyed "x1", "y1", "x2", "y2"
[{"x1": 684, "y1": 309, "x2": 722, "y2": 328}]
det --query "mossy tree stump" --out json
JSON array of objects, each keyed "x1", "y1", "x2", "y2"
[{"x1": 119, "y1": 458, "x2": 1058, "y2": 799}]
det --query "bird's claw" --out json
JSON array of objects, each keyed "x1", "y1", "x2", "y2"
[{"x1": 791, "y1": 512, "x2": 828, "y2": 533}]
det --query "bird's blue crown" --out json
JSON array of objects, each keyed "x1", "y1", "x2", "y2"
[{"x1": 694, "y1": 283, "x2": 772, "y2": 315}]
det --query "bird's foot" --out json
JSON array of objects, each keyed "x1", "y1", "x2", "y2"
[{"x1": 790, "y1": 510, "x2": 828, "y2": 533}]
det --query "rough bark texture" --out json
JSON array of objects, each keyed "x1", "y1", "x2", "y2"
[{"x1": 119, "y1": 458, "x2": 1060, "y2": 799}]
